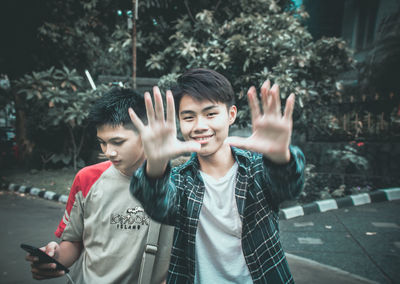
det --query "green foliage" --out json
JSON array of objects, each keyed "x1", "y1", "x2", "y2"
[
  {"x1": 13, "y1": 67, "x2": 107, "y2": 169},
  {"x1": 326, "y1": 144, "x2": 369, "y2": 173},
  {"x1": 145, "y1": 0, "x2": 355, "y2": 129}
]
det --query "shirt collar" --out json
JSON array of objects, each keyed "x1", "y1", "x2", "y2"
[{"x1": 177, "y1": 147, "x2": 252, "y2": 174}]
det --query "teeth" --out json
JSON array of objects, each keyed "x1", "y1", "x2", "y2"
[{"x1": 195, "y1": 136, "x2": 212, "y2": 141}]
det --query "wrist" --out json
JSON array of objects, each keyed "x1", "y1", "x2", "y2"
[
  {"x1": 146, "y1": 159, "x2": 169, "y2": 178},
  {"x1": 264, "y1": 148, "x2": 291, "y2": 165}
]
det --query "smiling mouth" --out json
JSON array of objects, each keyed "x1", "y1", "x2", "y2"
[{"x1": 192, "y1": 135, "x2": 214, "y2": 144}]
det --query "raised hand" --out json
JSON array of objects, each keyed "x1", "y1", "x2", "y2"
[
  {"x1": 129, "y1": 86, "x2": 201, "y2": 177},
  {"x1": 225, "y1": 80, "x2": 294, "y2": 164}
]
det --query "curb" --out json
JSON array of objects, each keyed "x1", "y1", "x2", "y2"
[
  {"x1": 1, "y1": 180, "x2": 69, "y2": 204},
  {"x1": 2, "y1": 180, "x2": 400, "y2": 219},
  {"x1": 279, "y1": 187, "x2": 400, "y2": 220},
  {"x1": 286, "y1": 253, "x2": 379, "y2": 284}
]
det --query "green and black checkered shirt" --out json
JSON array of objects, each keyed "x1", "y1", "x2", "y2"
[{"x1": 130, "y1": 146, "x2": 305, "y2": 283}]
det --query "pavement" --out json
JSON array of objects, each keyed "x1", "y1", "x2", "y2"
[{"x1": 1, "y1": 188, "x2": 399, "y2": 283}]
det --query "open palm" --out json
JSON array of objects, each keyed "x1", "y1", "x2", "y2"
[
  {"x1": 129, "y1": 87, "x2": 200, "y2": 177},
  {"x1": 225, "y1": 80, "x2": 294, "y2": 164}
]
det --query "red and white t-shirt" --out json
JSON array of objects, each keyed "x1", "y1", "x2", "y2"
[{"x1": 56, "y1": 161, "x2": 173, "y2": 284}]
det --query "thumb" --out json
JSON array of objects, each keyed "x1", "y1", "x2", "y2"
[
  {"x1": 224, "y1": 136, "x2": 249, "y2": 150},
  {"x1": 44, "y1": 241, "x2": 59, "y2": 257},
  {"x1": 179, "y1": 141, "x2": 201, "y2": 154}
]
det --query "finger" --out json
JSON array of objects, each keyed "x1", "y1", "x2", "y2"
[
  {"x1": 283, "y1": 93, "x2": 295, "y2": 121},
  {"x1": 32, "y1": 267, "x2": 65, "y2": 278},
  {"x1": 153, "y1": 86, "x2": 165, "y2": 123},
  {"x1": 178, "y1": 141, "x2": 201, "y2": 154},
  {"x1": 247, "y1": 86, "x2": 260, "y2": 123},
  {"x1": 260, "y1": 80, "x2": 271, "y2": 115},
  {"x1": 44, "y1": 242, "x2": 57, "y2": 257},
  {"x1": 268, "y1": 84, "x2": 281, "y2": 116},
  {"x1": 25, "y1": 254, "x2": 38, "y2": 262},
  {"x1": 166, "y1": 90, "x2": 176, "y2": 127},
  {"x1": 224, "y1": 136, "x2": 250, "y2": 150},
  {"x1": 32, "y1": 262, "x2": 57, "y2": 270},
  {"x1": 144, "y1": 92, "x2": 155, "y2": 125},
  {"x1": 129, "y1": 108, "x2": 145, "y2": 133}
]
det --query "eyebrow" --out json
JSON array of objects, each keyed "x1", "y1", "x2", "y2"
[
  {"x1": 96, "y1": 137, "x2": 125, "y2": 142},
  {"x1": 179, "y1": 105, "x2": 219, "y2": 116}
]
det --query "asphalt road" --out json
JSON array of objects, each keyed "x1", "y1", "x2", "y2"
[
  {"x1": 0, "y1": 191, "x2": 65, "y2": 284},
  {"x1": 1, "y1": 190, "x2": 398, "y2": 284},
  {"x1": 281, "y1": 200, "x2": 400, "y2": 283}
]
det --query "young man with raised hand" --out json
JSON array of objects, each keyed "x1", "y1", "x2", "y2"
[
  {"x1": 25, "y1": 87, "x2": 173, "y2": 284},
  {"x1": 129, "y1": 68, "x2": 305, "y2": 283}
]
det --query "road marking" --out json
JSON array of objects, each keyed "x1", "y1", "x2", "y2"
[
  {"x1": 316, "y1": 199, "x2": 338, "y2": 212},
  {"x1": 384, "y1": 188, "x2": 400, "y2": 200},
  {"x1": 297, "y1": 237, "x2": 323, "y2": 245},
  {"x1": 294, "y1": 222, "x2": 314, "y2": 227},
  {"x1": 44, "y1": 191, "x2": 56, "y2": 200},
  {"x1": 371, "y1": 222, "x2": 400, "y2": 229},
  {"x1": 282, "y1": 206, "x2": 304, "y2": 219},
  {"x1": 350, "y1": 193, "x2": 371, "y2": 206}
]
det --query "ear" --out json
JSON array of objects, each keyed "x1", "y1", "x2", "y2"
[{"x1": 228, "y1": 105, "x2": 237, "y2": 125}]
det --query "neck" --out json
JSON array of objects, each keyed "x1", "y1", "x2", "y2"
[
  {"x1": 198, "y1": 144, "x2": 235, "y2": 179},
  {"x1": 120, "y1": 154, "x2": 146, "y2": 177}
]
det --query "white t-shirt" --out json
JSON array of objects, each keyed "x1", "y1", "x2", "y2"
[
  {"x1": 195, "y1": 162, "x2": 252, "y2": 283},
  {"x1": 56, "y1": 161, "x2": 173, "y2": 284}
]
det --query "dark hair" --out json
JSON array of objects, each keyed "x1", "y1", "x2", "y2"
[
  {"x1": 172, "y1": 68, "x2": 235, "y2": 112},
  {"x1": 88, "y1": 87, "x2": 146, "y2": 130}
]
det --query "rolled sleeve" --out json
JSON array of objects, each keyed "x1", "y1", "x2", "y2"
[
  {"x1": 262, "y1": 145, "x2": 306, "y2": 206},
  {"x1": 130, "y1": 161, "x2": 178, "y2": 225}
]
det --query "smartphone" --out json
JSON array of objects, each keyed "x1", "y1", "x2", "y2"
[{"x1": 20, "y1": 243, "x2": 69, "y2": 273}]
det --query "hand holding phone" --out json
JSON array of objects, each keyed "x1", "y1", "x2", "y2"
[{"x1": 21, "y1": 243, "x2": 69, "y2": 273}]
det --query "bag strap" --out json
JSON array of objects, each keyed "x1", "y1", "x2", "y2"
[{"x1": 139, "y1": 221, "x2": 162, "y2": 284}]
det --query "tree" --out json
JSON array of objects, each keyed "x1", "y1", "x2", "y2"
[
  {"x1": 13, "y1": 67, "x2": 106, "y2": 169},
  {"x1": 145, "y1": 0, "x2": 355, "y2": 135}
]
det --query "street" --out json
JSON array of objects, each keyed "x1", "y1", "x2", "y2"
[{"x1": 1, "y1": 190, "x2": 399, "y2": 283}]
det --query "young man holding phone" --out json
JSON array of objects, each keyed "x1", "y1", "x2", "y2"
[{"x1": 25, "y1": 87, "x2": 173, "y2": 284}]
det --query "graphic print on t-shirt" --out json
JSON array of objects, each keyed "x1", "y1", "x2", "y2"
[{"x1": 110, "y1": 206, "x2": 149, "y2": 230}]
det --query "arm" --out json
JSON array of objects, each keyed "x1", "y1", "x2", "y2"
[
  {"x1": 25, "y1": 240, "x2": 82, "y2": 280},
  {"x1": 262, "y1": 145, "x2": 305, "y2": 207},
  {"x1": 129, "y1": 87, "x2": 199, "y2": 222},
  {"x1": 130, "y1": 162, "x2": 180, "y2": 225},
  {"x1": 226, "y1": 80, "x2": 305, "y2": 205}
]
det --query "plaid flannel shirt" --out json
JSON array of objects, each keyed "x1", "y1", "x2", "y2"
[{"x1": 130, "y1": 146, "x2": 305, "y2": 284}]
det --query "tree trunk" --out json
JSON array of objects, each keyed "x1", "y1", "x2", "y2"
[{"x1": 13, "y1": 90, "x2": 34, "y2": 164}]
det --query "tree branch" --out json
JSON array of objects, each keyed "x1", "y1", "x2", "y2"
[{"x1": 184, "y1": 0, "x2": 196, "y2": 23}]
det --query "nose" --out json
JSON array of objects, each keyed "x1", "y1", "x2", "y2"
[
  {"x1": 104, "y1": 145, "x2": 117, "y2": 158},
  {"x1": 193, "y1": 116, "x2": 208, "y2": 132}
]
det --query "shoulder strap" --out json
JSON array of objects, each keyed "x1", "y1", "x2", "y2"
[{"x1": 139, "y1": 220, "x2": 162, "y2": 284}]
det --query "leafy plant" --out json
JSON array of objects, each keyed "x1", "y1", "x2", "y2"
[
  {"x1": 13, "y1": 67, "x2": 107, "y2": 169},
  {"x1": 145, "y1": 0, "x2": 355, "y2": 132},
  {"x1": 326, "y1": 144, "x2": 369, "y2": 174}
]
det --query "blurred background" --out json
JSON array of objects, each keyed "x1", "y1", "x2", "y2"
[{"x1": 0, "y1": 0, "x2": 399, "y2": 203}]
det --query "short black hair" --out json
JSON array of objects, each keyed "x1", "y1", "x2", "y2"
[
  {"x1": 171, "y1": 68, "x2": 235, "y2": 112},
  {"x1": 88, "y1": 87, "x2": 146, "y2": 130}
]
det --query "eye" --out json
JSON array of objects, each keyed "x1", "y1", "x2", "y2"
[
  {"x1": 112, "y1": 141, "x2": 124, "y2": 146},
  {"x1": 182, "y1": 116, "x2": 194, "y2": 121},
  {"x1": 207, "y1": 112, "x2": 218, "y2": 117}
]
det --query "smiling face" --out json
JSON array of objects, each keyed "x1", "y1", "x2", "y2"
[
  {"x1": 96, "y1": 124, "x2": 145, "y2": 176},
  {"x1": 179, "y1": 95, "x2": 237, "y2": 158}
]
